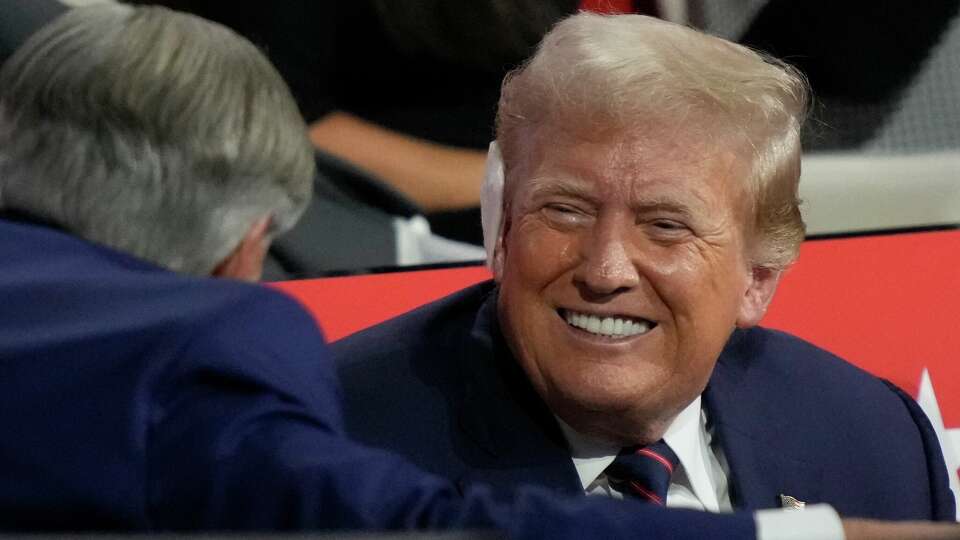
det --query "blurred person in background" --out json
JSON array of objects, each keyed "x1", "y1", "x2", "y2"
[{"x1": 126, "y1": 0, "x2": 581, "y2": 246}]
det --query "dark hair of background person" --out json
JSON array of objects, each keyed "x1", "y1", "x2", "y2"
[
  {"x1": 371, "y1": 0, "x2": 577, "y2": 72},
  {"x1": 122, "y1": 0, "x2": 579, "y2": 247},
  {"x1": 0, "y1": 0, "x2": 66, "y2": 65},
  {"x1": 123, "y1": 0, "x2": 575, "y2": 133}
]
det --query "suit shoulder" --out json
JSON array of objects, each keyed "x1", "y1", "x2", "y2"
[
  {"x1": 178, "y1": 279, "x2": 330, "y2": 362},
  {"x1": 331, "y1": 280, "x2": 495, "y2": 369},
  {"x1": 144, "y1": 272, "x2": 326, "y2": 347},
  {"x1": 329, "y1": 283, "x2": 496, "y2": 470},
  {"x1": 729, "y1": 327, "x2": 928, "y2": 430},
  {"x1": 162, "y1": 281, "x2": 341, "y2": 428},
  {"x1": 731, "y1": 327, "x2": 882, "y2": 385}
]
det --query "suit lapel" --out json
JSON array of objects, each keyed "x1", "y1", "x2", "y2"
[
  {"x1": 452, "y1": 288, "x2": 582, "y2": 496},
  {"x1": 704, "y1": 329, "x2": 823, "y2": 510}
]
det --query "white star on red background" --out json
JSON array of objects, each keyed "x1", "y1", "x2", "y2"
[{"x1": 916, "y1": 368, "x2": 960, "y2": 521}]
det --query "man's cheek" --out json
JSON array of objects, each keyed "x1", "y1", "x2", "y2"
[
  {"x1": 514, "y1": 231, "x2": 579, "y2": 278},
  {"x1": 639, "y1": 248, "x2": 698, "y2": 291}
]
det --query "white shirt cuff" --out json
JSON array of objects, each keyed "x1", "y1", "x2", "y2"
[{"x1": 755, "y1": 504, "x2": 845, "y2": 540}]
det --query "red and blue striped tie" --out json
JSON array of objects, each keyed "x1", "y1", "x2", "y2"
[{"x1": 604, "y1": 440, "x2": 679, "y2": 505}]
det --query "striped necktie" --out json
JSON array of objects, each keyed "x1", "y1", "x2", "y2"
[{"x1": 604, "y1": 440, "x2": 679, "y2": 505}]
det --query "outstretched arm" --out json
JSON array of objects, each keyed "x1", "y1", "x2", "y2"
[{"x1": 309, "y1": 112, "x2": 486, "y2": 212}]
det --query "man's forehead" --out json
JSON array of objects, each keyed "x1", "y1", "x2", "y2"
[
  {"x1": 526, "y1": 120, "x2": 741, "y2": 170},
  {"x1": 515, "y1": 140, "x2": 745, "y2": 206}
]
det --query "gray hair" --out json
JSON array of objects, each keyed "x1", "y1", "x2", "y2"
[
  {"x1": 497, "y1": 13, "x2": 809, "y2": 269},
  {"x1": 0, "y1": 4, "x2": 315, "y2": 275}
]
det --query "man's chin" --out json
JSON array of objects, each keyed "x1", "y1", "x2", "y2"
[
  {"x1": 558, "y1": 408, "x2": 674, "y2": 447},
  {"x1": 548, "y1": 385, "x2": 679, "y2": 440}
]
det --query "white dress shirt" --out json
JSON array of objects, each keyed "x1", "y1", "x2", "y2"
[{"x1": 555, "y1": 396, "x2": 845, "y2": 540}]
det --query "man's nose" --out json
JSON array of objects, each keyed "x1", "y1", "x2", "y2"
[{"x1": 573, "y1": 220, "x2": 640, "y2": 296}]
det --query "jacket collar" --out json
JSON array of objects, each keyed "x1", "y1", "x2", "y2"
[{"x1": 452, "y1": 284, "x2": 582, "y2": 495}]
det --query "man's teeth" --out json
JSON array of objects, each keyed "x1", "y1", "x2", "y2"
[{"x1": 564, "y1": 310, "x2": 652, "y2": 338}]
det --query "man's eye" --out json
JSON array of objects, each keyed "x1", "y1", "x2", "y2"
[
  {"x1": 542, "y1": 204, "x2": 590, "y2": 225},
  {"x1": 645, "y1": 219, "x2": 691, "y2": 239},
  {"x1": 547, "y1": 204, "x2": 578, "y2": 214},
  {"x1": 652, "y1": 219, "x2": 684, "y2": 230}
]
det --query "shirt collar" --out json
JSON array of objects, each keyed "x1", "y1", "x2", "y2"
[
  {"x1": 555, "y1": 415, "x2": 620, "y2": 490},
  {"x1": 557, "y1": 395, "x2": 720, "y2": 510}
]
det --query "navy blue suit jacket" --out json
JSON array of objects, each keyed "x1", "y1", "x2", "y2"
[
  {"x1": 0, "y1": 217, "x2": 758, "y2": 538},
  {"x1": 334, "y1": 281, "x2": 956, "y2": 521}
]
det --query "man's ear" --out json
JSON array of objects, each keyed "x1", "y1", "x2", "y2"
[
  {"x1": 212, "y1": 215, "x2": 272, "y2": 282},
  {"x1": 482, "y1": 141, "x2": 507, "y2": 280},
  {"x1": 492, "y1": 210, "x2": 510, "y2": 282},
  {"x1": 736, "y1": 266, "x2": 782, "y2": 328}
]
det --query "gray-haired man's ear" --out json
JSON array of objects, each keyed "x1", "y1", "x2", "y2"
[{"x1": 212, "y1": 215, "x2": 272, "y2": 282}]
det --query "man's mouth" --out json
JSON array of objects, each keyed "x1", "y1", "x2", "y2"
[{"x1": 560, "y1": 309, "x2": 656, "y2": 338}]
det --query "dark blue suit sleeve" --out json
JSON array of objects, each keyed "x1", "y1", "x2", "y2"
[
  {"x1": 146, "y1": 289, "x2": 756, "y2": 538},
  {"x1": 882, "y1": 380, "x2": 957, "y2": 521}
]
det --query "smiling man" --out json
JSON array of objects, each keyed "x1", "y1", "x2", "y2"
[
  {"x1": 495, "y1": 127, "x2": 764, "y2": 449},
  {"x1": 332, "y1": 12, "x2": 956, "y2": 537}
]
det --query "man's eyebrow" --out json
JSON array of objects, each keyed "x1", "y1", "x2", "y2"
[
  {"x1": 522, "y1": 177, "x2": 703, "y2": 219},
  {"x1": 631, "y1": 199, "x2": 696, "y2": 218},
  {"x1": 525, "y1": 177, "x2": 599, "y2": 203}
]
